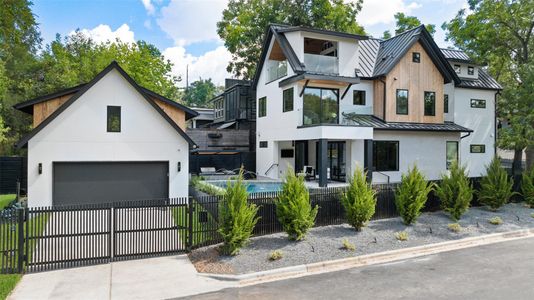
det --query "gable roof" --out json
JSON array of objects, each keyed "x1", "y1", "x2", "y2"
[
  {"x1": 15, "y1": 61, "x2": 197, "y2": 149},
  {"x1": 440, "y1": 48, "x2": 475, "y2": 64}
]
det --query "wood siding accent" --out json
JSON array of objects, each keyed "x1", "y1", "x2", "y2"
[
  {"x1": 383, "y1": 42, "x2": 444, "y2": 123},
  {"x1": 154, "y1": 99, "x2": 186, "y2": 131},
  {"x1": 33, "y1": 94, "x2": 74, "y2": 127},
  {"x1": 373, "y1": 79, "x2": 385, "y2": 119}
]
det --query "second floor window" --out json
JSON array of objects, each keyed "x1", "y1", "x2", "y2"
[
  {"x1": 258, "y1": 97, "x2": 267, "y2": 117},
  {"x1": 396, "y1": 89, "x2": 409, "y2": 115},
  {"x1": 303, "y1": 87, "x2": 339, "y2": 125},
  {"x1": 283, "y1": 88, "x2": 294, "y2": 112},
  {"x1": 471, "y1": 99, "x2": 486, "y2": 108},
  {"x1": 353, "y1": 90, "x2": 366, "y2": 105},
  {"x1": 454, "y1": 64, "x2": 461, "y2": 74},
  {"x1": 468, "y1": 66, "x2": 475, "y2": 75},
  {"x1": 107, "y1": 106, "x2": 121, "y2": 132},
  {"x1": 412, "y1": 52, "x2": 420, "y2": 63},
  {"x1": 444, "y1": 94, "x2": 449, "y2": 113},
  {"x1": 424, "y1": 91, "x2": 436, "y2": 116}
]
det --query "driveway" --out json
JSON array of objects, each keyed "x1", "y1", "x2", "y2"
[
  {"x1": 185, "y1": 237, "x2": 534, "y2": 300},
  {"x1": 9, "y1": 254, "x2": 234, "y2": 300}
]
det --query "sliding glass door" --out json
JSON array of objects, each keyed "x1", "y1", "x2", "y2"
[{"x1": 303, "y1": 88, "x2": 339, "y2": 125}]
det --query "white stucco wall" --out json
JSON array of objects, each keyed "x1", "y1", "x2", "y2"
[
  {"x1": 27, "y1": 69, "x2": 190, "y2": 207},
  {"x1": 372, "y1": 131, "x2": 461, "y2": 183}
]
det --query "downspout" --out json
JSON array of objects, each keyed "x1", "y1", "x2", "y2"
[
  {"x1": 379, "y1": 77, "x2": 387, "y2": 121},
  {"x1": 494, "y1": 91, "x2": 500, "y2": 156}
]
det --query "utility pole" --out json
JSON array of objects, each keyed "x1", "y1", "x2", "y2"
[{"x1": 185, "y1": 64, "x2": 189, "y2": 92}]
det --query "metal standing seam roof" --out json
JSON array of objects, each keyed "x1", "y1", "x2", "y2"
[
  {"x1": 457, "y1": 67, "x2": 502, "y2": 90},
  {"x1": 357, "y1": 38, "x2": 380, "y2": 78},
  {"x1": 440, "y1": 48, "x2": 474, "y2": 63},
  {"x1": 340, "y1": 113, "x2": 473, "y2": 132}
]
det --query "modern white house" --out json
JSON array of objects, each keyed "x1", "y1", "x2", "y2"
[
  {"x1": 14, "y1": 62, "x2": 198, "y2": 207},
  {"x1": 253, "y1": 25, "x2": 501, "y2": 186}
]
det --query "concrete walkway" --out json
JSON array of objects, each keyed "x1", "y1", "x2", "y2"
[{"x1": 9, "y1": 255, "x2": 234, "y2": 300}]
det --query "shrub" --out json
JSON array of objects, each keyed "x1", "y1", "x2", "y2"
[
  {"x1": 218, "y1": 170, "x2": 260, "y2": 255},
  {"x1": 196, "y1": 181, "x2": 225, "y2": 196},
  {"x1": 447, "y1": 223, "x2": 462, "y2": 233},
  {"x1": 435, "y1": 161, "x2": 474, "y2": 221},
  {"x1": 190, "y1": 175, "x2": 205, "y2": 187},
  {"x1": 531, "y1": 213, "x2": 534, "y2": 219},
  {"x1": 269, "y1": 250, "x2": 283, "y2": 261},
  {"x1": 521, "y1": 167, "x2": 534, "y2": 207},
  {"x1": 341, "y1": 239, "x2": 356, "y2": 251},
  {"x1": 478, "y1": 158, "x2": 514, "y2": 211},
  {"x1": 341, "y1": 166, "x2": 376, "y2": 231},
  {"x1": 395, "y1": 165, "x2": 434, "y2": 225},
  {"x1": 488, "y1": 216, "x2": 503, "y2": 225},
  {"x1": 276, "y1": 167, "x2": 318, "y2": 241},
  {"x1": 395, "y1": 231, "x2": 409, "y2": 241}
]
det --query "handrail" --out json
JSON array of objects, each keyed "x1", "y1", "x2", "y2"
[
  {"x1": 374, "y1": 170, "x2": 390, "y2": 184},
  {"x1": 265, "y1": 163, "x2": 279, "y2": 176}
]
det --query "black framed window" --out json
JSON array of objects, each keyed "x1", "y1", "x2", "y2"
[
  {"x1": 468, "y1": 66, "x2": 475, "y2": 75},
  {"x1": 258, "y1": 97, "x2": 267, "y2": 117},
  {"x1": 282, "y1": 88, "x2": 294, "y2": 112},
  {"x1": 303, "y1": 87, "x2": 339, "y2": 125},
  {"x1": 470, "y1": 144, "x2": 486, "y2": 153},
  {"x1": 396, "y1": 89, "x2": 408, "y2": 115},
  {"x1": 353, "y1": 90, "x2": 366, "y2": 105},
  {"x1": 107, "y1": 106, "x2": 121, "y2": 132},
  {"x1": 424, "y1": 91, "x2": 436, "y2": 116},
  {"x1": 373, "y1": 141, "x2": 399, "y2": 171},
  {"x1": 454, "y1": 64, "x2": 461, "y2": 74},
  {"x1": 444, "y1": 94, "x2": 449, "y2": 113},
  {"x1": 259, "y1": 141, "x2": 268, "y2": 148},
  {"x1": 471, "y1": 99, "x2": 486, "y2": 108},
  {"x1": 412, "y1": 52, "x2": 421, "y2": 63},
  {"x1": 446, "y1": 141, "x2": 459, "y2": 169}
]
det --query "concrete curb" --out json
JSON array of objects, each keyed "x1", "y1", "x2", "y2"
[{"x1": 198, "y1": 228, "x2": 534, "y2": 285}]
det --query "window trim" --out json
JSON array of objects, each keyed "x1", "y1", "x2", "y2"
[
  {"x1": 259, "y1": 141, "x2": 268, "y2": 148},
  {"x1": 467, "y1": 66, "x2": 475, "y2": 75},
  {"x1": 282, "y1": 87, "x2": 294, "y2": 112},
  {"x1": 258, "y1": 96, "x2": 267, "y2": 117},
  {"x1": 373, "y1": 140, "x2": 399, "y2": 172},
  {"x1": 470, "y1": 144, "x2": 486, "y2": 153},
  {"x1": 107, "y1": 105, "x2": 121, "y2": 133},
  {"x1": 412, "y1": 52, "x2": 421, "y2": 63},
  {"x1": 302, "y1": 86, "x2": 340, "y2": 125},
  {"x1": 446, "y1": 141, "x2": 459, "y2": 170},
  {"x1": 444, "y1": 94, "x2": 449, "y2": 114},
  {"x1": 353, "y1": 90, "x2": 366, "y2": 106},
  {"x1": 470, "y1": 99, "x2": 486, "y2": 108},
  {"x1": 424, "y1": 91, "x2": 436, "y2": 116},
  {"x1": 396, "y1": 89, "x2": 409, "y2": 115}
]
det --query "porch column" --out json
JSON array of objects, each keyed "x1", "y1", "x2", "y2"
[
  {"x1": 364, "y1": 139, "x2": 373, "y2": 183},
  {"x1": 318, "y1": 139, "x2": 328, "y2": 187}
]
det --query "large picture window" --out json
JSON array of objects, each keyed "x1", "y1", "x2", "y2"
[
  {"x1": 424, "y1": 91, "x2": 436, "y2": 116},
  {"x1": 373, "y1": 141, "x2": 399, "y2": 171},
  {"x1": 283, "y1": 88, "x2": 294, "y2": 112},
  {"x1": 303, "y1": 87, "x2": 339, "y2": 125},
  {"x1": 107, "y1": 106, "x2": 121, "y2": 132},
  {"x1": 396, "y1": 89, "x2": 408, "y2": 115},
  {"x1": 258, "y1": 97, "x2": 267, "y2": 117},
  {"x1": 446, "y1": 141, "x2": 459, "y2": 169}
]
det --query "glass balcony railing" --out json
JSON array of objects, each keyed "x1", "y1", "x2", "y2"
[
  {"x1": 304, "y1": 53, "x2": 339, "y2": 75},
  {"x1": 266, "y1": 60, "x2": 288, "y2": 82}
]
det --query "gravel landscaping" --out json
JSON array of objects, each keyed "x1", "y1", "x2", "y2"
[{"x1": 189, "y1": 203, "x2": 534, "y2": 274}]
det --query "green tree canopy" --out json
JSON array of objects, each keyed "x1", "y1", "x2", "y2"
[
  {"x1": 443, "y1": 0, "x2": 534, "y2": 172},
  {"x1": 183, "y1": 78, "x2": 221, "y2": 108},
  {"x1": 217, "y1": 0, "x2": 366, "y2": 79},
  {"x1": 394, "y1": 13, "x2": 435, "y2": 36}
]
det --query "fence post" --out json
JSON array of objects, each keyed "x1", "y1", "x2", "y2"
[
  {"x1": 187, "y1": 197, "x2": 193, "y2": 252},
  {"x1": 17, "y1": 208, "x2": 25, "y2": 273}
]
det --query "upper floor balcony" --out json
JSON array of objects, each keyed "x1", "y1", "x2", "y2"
[{"x1": 303, "y1": 53, "x2": 339, "y2": 75}]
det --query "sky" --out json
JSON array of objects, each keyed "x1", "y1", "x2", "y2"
[{"x1": 32, "y1": 0, "x2": 470, "y2": 87}]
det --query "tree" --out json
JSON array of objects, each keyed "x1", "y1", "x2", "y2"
[
  {"x1": 341, "y1": 165, "x2": 376, "y2": 230},
  {"x1": 217, "y1": 0, "x2": 366, "y2": 79},
  {"x1": 478, "y1": 157, "x2": 515, "y2": 211},
  {"x1": 394, "y1": 13, "x2": 435, "y2": 36},
  {"x1": 442, "y1": 0, "x2": 534, "y2": 175},
  {"x1": 183, "y1": 78, "x2": 220, "y2": 108},
  {"x1": 435, "y1": 160, "x2": 474, "y2": 221},
  {"x1": 395, "y1": 165, "x2": 434, "y2": 225},
  {"x1": 382, "y1": 30, "x2": 392, "y2": 39}
]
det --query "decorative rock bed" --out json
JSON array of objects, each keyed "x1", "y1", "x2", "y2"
[{"x1": 189, "y1": 203, "x2": 534, "y2": 275}]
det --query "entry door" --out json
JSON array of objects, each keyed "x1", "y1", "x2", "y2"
[
  {"x1": 294, "y1": 141, "x2": 309, "y2": 173},
  {"x1": 329, "y1": 142, "x2": 346, "y2": 182}
]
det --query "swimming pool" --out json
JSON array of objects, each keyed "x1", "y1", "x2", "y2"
[{"x1": 207, "y1": 181, "x2": 283, "y2": 194}]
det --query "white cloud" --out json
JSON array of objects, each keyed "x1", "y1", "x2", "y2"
[
  {"x1": 73, "y1": 24, "x2": 136, "y2": 44},
  {"x1": 141, "y1": 0, "x2": 156, "y2": 15},
  {"x1": 357, "y1": 0, "x2": 422, "y2": 26},
  {"x1": 163, "y1": 46, "x2": 232, "y2": 87},
  {"x1": 144, "y1": 19, "x2": 152, "y2": 29},
  {"x1": 157, "y1": 0, "x2": 228, "y2": 46}
]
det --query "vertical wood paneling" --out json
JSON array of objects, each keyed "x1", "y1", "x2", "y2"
[
  {"x1": 153, "y1": 99, "x2": 187, "y2": 131},
  {"x1": 32, "y1": 94, "x2": 74, "y2": 127}
]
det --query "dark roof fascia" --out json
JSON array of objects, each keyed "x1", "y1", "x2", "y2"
[
  {"x1": 445, "y1": 58, "x2": 477, "y2": 64},
  {"x1": 13, "y1": 83, "x2": 86, "y2": 114},
  {"x1": 272, "y1": 29, "x2": 305, "y2": 73},
  {"x1": 277, "y1": 26, "x2": 368, "y2": 41},
  {"x1": 139, "y1": 87, "x2": 199, "y2": 120},
  {"x1": 16, "y1": 61, "x2": 197, "y2": 149},
  {"x1": 455, "y1": 85, "x2": 502, "y2": 91},
  {"x1": 374, "y1": 127, "x2": 472, "y2": 133},
  {"x1": 279, "y1": 73, "x2": 360, "y2": 87}
]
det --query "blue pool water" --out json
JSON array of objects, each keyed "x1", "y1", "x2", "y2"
[{"x1": 208, "y1": 181, "x2": 282, "y2": 194}]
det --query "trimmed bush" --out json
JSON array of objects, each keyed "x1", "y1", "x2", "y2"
[
  {"x1": 276, "y1": 167, "x2": 318, "y2": 241},
  {"x1": 521, "y1": 167, "x2": 534, "y2": 207},
  {"x1": 341, "y1": 166, "x2": 376, "y2": 231},
  {"x1": 395, "y1": 165, "x2": 434, "y2": 225},
  {"x1": 488, "y1": 216, "x2": 503, "y2": 225},
  {"x1": 218, "y1": 170, "x2": 259, "y2": 255},
  {"x1": 478, "y1": 158, "x2": 514, "y2": 211},
  {"x1": 341, "y1": 239, "x2": 356, "y2": 251},
  {"x1": 435, "y1": 160, "x2": 474, "y2": 221},
  {"x1": 395, "y1": 231, "x2": 409, "y2": 241},
  {"x1": 447, "y1": 223, "x2": 462, "y2": 233},
  {"x1": 269, "y1": 250, "x2": 283, "y2": 261}
]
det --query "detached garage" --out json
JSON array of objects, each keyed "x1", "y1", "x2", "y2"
[{"x1": 14, "y1": 62, "x2": 198, "y2": 207}]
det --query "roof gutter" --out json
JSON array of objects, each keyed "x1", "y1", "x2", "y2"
[{"x1": 380, "y1": 77, "x2": 387, "y2": 121}]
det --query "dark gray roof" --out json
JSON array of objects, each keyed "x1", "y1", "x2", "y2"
[
  {"x1": 440, "y1": 48, "x2": 474, "y2": 63},
  {"x1": 340, "y1": 113, "x2": 472, "y2": 132},
  {"x1": 279, "y1": 73, "x2": 360, "y2": 87},
  {"x1": 457, "y1": 68, "x2": 502, "y2": 90},
  {"x1": 276, "y1": 26, "x2": 368, "y2": 40},
  {"x1": 357, "y1": 39, "x2": 380, "y2": 78}
]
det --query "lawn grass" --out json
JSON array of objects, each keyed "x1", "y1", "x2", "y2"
[
  {"x1": 0, "y1": 195, "x2": 16, "y2": 210},
  {"x1": 172, "y1": 202, "x2": 219, "y2": 248},
  {"x1": 0, "y1": 274, "x2": 21, "y2": 299}
]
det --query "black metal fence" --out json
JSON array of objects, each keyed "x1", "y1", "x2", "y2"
[{"x1": 0, "y1": 156, "x2": 27, "y2": 194}]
